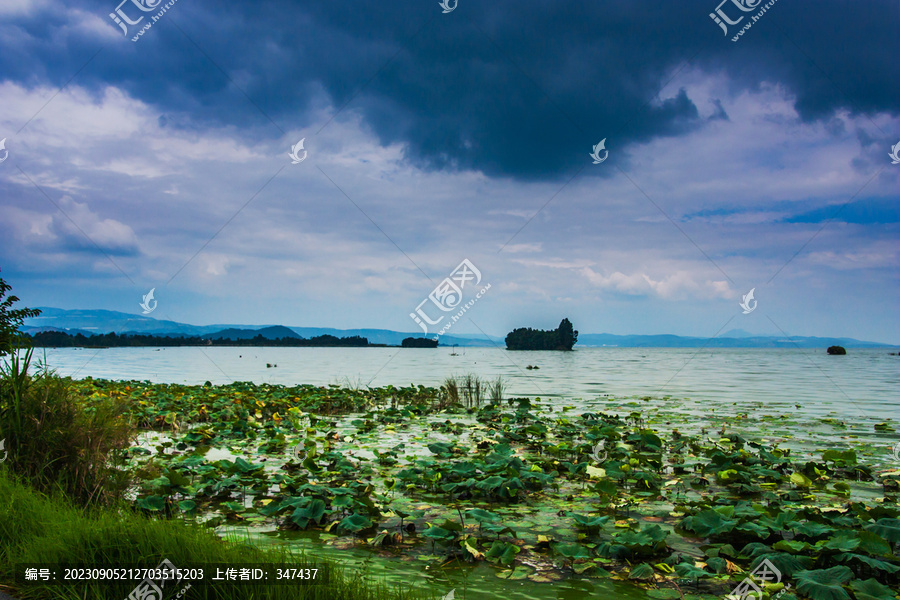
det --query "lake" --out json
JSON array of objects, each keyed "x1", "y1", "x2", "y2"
[
  {"x1": 35, "y1": 345, "x2": 898, "y2": 427},
  {"x1": 36, "y1": 346, "x2": 897, "y2": 404},
  {"x1": 30, "y1": 346, "x2": 900, "y2": 600}
]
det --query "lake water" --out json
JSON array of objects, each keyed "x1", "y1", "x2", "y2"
[
  {"x1": 34, "y1": 346, "x2": 898, "y2": 423},
  {"x1": 30, "y1": 346, "x2": 900, "y2": 599}
]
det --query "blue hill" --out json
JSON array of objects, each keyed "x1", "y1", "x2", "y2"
[{"x1": 21, "y1": 308, "x2": 897, "y2": 348}]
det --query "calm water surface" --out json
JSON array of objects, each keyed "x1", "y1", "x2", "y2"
[{"x1": 36, "y1": 346, "x2": 898, "y2": 420}]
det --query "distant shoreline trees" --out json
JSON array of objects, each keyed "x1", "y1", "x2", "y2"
[
  {"x1": 505, "y1": 318, "x2": 578, "y2": 351},
  {"x1": 25, "y1": 331, "x2": 374, "y2": 348},
  {"x1": 401, "y1": 337, "x2": 439, "y2": 348}
]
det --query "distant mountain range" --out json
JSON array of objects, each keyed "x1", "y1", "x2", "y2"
[
  {"x1": 575, "y1": 333, "x2": 895, "y2": 349},
  {"x1": 206, "y1": 326, "x2": 303, "y2": 340},
  {"x1": 20, "y1": 308, "x2": 898, "y2": 349},
  {"x1": 22, "y1": 308, "x2": 498, "y2": 347}
]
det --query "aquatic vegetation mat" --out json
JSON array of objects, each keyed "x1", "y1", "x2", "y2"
[{"x1": 70, "y1": 378, "x2": 900, "y2": 599}]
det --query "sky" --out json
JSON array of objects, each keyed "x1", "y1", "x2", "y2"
[{"x1": 0, "y1": 0, "x2": 898, "y2": 343}]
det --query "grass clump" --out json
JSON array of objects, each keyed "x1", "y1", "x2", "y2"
[
  {"x1": 0, "y1": 348, "x2": 135, "y2": 505},
  {"x1": 440, "y1": 375, "x2": 503, "y2": 408},
  {"x1": 0, "y1": 469, "x2": 423, "y2": 600},
  {"x1": 488, "y1": 378, "x2": 503, "y2": 404},
  {"x1": 440, "y1": 377, "x2": 459, "y2": 409}
]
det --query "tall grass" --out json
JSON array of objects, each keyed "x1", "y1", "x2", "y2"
[
  {"x1": 440, "y1": 375, "x2": 503, "y2": 408},
  {"x1": 440, "y1": 377, "x2": 459, "y2": 409},
  {"x1": 461, "y1": 374, "x2": 483, "y2": 407},
  {"x1": 0, "y1": 348, "x2": 134, "y2": 505},
  {"x1": 488, "y1": 378, "x2": 503, "y2": 405},
  {"x1": 0, "y1": 470, "x2": 423, "y2": 600}
]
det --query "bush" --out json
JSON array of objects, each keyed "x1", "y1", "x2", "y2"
[
  {"x1": 0, "y1": 349, "x2": 134, "y2": 505},
  {"x1": 0, "y1": 269, "x2": 41, "y2": 357},
  {"x1": 826, "y1": 345, "x2": 847, "y2": 355}
]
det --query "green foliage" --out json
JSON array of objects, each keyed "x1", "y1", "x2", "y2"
[
  {"x1": 681, "y1": 509, "x2": 739, "y2": 537},
  {"x1": 485, "y1": 540, "x2": 520, "y2": 565},
  {"x1": 611, "y1": 524, "x2": 669, "y2": 556},
  {"x1": 422, "y1": 525, "x2": 457, "y2": 544},
  {"x1": 794, "y1": 566, "x2": 854, "y2": 600},
  {"x1": 30, "y1": 330, "x2": 375, "y2": 348},
  {"x1": 673, "y1": 562, "x2": 712, "y2": 580},
  {"x1": 822, "y1": 449, "x2": 857, "y2": 465},
  {"x1": 0, "y1": 352, "x2": 134, "y2": 505},
  {"x1": 750, "y1": 552, "x2": 814, "y2": 578},
  {"x1": 9, "y1": 372, "x2": 897, "y2": 595},
  {"x1": 338, "y1": 513, "x2": 374, "y2": 535},
  {"x1": 627, "y1": 562, "x2": 655, "y2": 580},
  {"x1": 864, "y1": 518, "x2": 900, "y2": 543},
  {"x1": 505, "y1": 318, "x2": 578, "y2": 350},
  {"x1": 849, "y1": 578, "x2": 897, "y2": 600},
  {"x1": 0, "y1": 270, "x2": 41, "y2": 356},
  {"x1": 0, "y1": 470, "x2": 420, "y2": 600},
  {"x1": 557, "y1": 318, "x2": 577, "y2": 350},
  {"x1": 570, "y1": 513, "x2": 610, "y2": 532},
  {"x1": 291, "y1": 499, "x2": 328, "y2": 528},
  {"x1": 551, "y1": 542, "x2": 590, "y2": 560}
]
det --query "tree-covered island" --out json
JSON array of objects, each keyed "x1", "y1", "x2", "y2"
[{"x1": 505, "y1": 318, "x2": 578, "y2": 350}]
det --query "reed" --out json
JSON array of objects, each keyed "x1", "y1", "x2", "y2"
[
  {"x1": 440, "y1": 377, "x2": 459, "y2": 410},
  {"x1": 460, "y1": 374, "x2": 482, "y2": 407},
  {"x1": 0, "y1": 349, "x2": 134, "y2": 505},
  {"x1": 488, "y1": 377, "x2": 503, "y2": 404},
  {"x1": 440, "y1": 375, "x2": 502, "y2": 408}
]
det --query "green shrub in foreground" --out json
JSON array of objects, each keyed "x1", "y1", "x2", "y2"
[{"x1": 0, "y1": 349, "x2": 134, "y2": 505}]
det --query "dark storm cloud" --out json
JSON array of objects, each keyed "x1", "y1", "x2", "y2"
[{"x1": 1, "y1": 0, "x2": 897, "y2": 181}]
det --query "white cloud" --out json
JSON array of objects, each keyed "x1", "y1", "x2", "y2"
[
  {"x1": 49, "y1": 196, "x2": 139, "y2": 254},
  {"x1": 0, "y1": 0, "x2": 51, "y2": 16},
  {"x1": 503, "y1": 243, "x2": 542, "y2": 253},
  {"x1": 580, "y1": 267, "x2": 732, "y2": 300},
  {"x1": 806, "y1": 241, "x2": 899, "y2": 270}
]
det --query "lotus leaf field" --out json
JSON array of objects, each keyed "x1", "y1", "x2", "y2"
[{"x1": 74, "y1": 378, "x2": 900, "y2": 600}]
